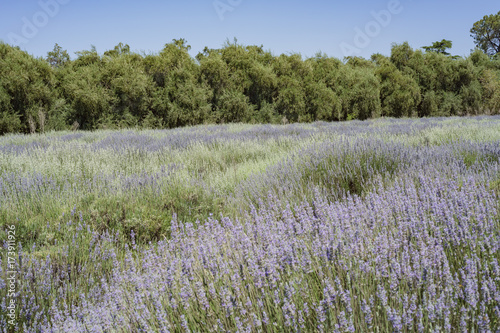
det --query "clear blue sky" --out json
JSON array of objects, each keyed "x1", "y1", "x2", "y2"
[{"x1": 0, "y1": 0, "x2": 498, "y2": 60}]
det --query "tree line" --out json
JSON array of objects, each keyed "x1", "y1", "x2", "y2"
[{"x1": 1, "y1": 16, "x2": 500, "y2": 134}]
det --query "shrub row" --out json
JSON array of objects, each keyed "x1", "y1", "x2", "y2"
[{"x1": 1, "y1": 40, "x2": 499, "y2": 134}]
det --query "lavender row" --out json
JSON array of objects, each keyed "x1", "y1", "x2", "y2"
[
  {"x1": 0, "y1": 163, "x2": 180, "y2": 204},
  {"x1": 2, "y1": 136, "x2": 498, "y2": 212},
  {"x1": 2, "y1": 159, "x2": 499, "y2": 332},
  {"x1": 2, "y1": 116, "x2": 499, "y2": 156},
  {"x1": 233, "y1": 137, "x2": 500, "y2": 209}
]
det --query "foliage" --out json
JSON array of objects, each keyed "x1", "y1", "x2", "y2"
[
  {"x1": 374, "y1": 56, "x2": 420, "y2": 117},
  {"x1": 470, "y1": 11, "x2": 500, "y2": 56},
  {"x1": 46, "y1": 43, "x2": 70, "y2": 68},
  {"x1": 0, "y1": 37, "x2": 500, "y2": 134},
  {"x1": 0, "y1": 43, "x2": 55, "y2": 133},
  {"x1": 1, "y1": 117, "x2": 500, "y2": 331},
  {"x1": 422, "y1": 39, "x2": 453, "y2": 55},
  {"x1": 480, "y1": 68, "x2": 500, "y2": 114}
]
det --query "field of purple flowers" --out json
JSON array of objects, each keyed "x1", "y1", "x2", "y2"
[{"x1": 1, "y1": 117, "x2": 500, "y2": 332}]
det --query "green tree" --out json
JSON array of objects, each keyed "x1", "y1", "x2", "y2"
[
  {"x1": 215, "y1": 89, "x2": 254, "y2": 123},
  {"x1": 147, "y1": 39, "x2": 211, "y2": 127},
  {"x1": 469, "y1": 48, "x2": 492, "y2": 67},
  {"x1": 439, "y1": 91, "x2": 463, "y2": 116},
  {"x1": 345, "y1": 56, "x2": 375, "y2": 69},
  {"x1": 471, "y1": 11, "x2": 500, "y2": 56},
  {"x1": 0, "y1": 85, "x2": 21, "y2": 134},
  {"x1": 73, "y1": 45, "x2": 100, "y2": 67},
  {"x1": 301, "y1": 56, "x2": 344, "y2": 121},
  {"x1": 274, "y1": 76, "x2": 306, "y2": 123},
  {"x1": 272, "y1": 54, "x2": 311, "y2": 122},
  {"x1": 420, "y1": 91, "x2": 439, "y2": 117},
  {"x1": 308, "y1": 53, "x2": 343, "y2": 89},
  {"x1": 46, "y1": 43, "x2": 70, "y2": 68},
  {"x1": 304, "y1": 81, "x2": 340, "y2": 122},
  {"x1": 197, "y1": 48, "x2": 230, "y2": 111},
  {"x1": 460, "y1": 79, "x2": 482, "y2": 115},
  {"x1": 422, "y1": 39, "x2": 453, "y2": 55},
  {"x1": 198, "y1": 41, "x2": 280, "y2": 123},
  {"x1": 480, "y1": 69, "x2": 500, "y2": 113},
  {"x1": 61, "y1": 64, "x2": 115, "y2": 130},
  {"x1": 0, "y1": 42, "x2": 56, "y2": 133},
  {"x1": 59, "y1": 46, "x2": 120, "y2": 129},
  {"x1": 335, "y1": 65, "x2": 381, "y2": 121},
  {"x1": 374, "y1": 57, "x2": 421, "y2": 117},
  {"x1": 100, "y1": 44, "x2": 152, "y2": 126},
  {"x1": 390, "y1": 42, "x2": 414, "y2": 71},
  {"x1": 103, "y1": 42, "x2": 131, "y2": 58}
]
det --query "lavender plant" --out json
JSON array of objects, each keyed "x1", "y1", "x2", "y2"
[{"x1": 0, "y1": 116, "x2": 499, "y2": 332}]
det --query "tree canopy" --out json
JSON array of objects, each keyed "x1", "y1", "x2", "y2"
[
  {"x1": 471, "y1": 11, "x2": 500, "y2": 56},
  {"x1": 0, "y1": 34, "x2": 499, "y2": 134},
  {"x1": 422, "y1": 39, "x2": 453, "y2": 55}
]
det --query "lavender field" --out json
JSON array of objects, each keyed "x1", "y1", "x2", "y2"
[{"x1": 1, "y1": 117, "x2": 500, "y2": 332}]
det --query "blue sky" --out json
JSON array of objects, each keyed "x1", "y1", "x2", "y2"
[{"x1": 0, "y1": 0, "x2": 498, "y2": 60}]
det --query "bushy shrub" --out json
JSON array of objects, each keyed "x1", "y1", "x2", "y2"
[{"x1": 0, "y1": 40, "x2": 499, "y2": 134}]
